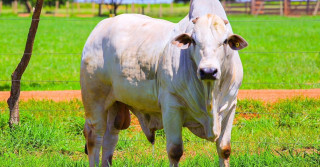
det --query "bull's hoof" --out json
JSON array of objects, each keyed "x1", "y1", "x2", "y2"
[
  {"x1": 84, "y1": 143, "x2": 88, "y2": 155},
  {"x1": 147, "y1": 129, "x2": 156, "y2": 144}
]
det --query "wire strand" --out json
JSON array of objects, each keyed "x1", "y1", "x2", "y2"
[
  {"x1": 1, "y1": 18, "x2": 320, "y2": 22},
  {"x1": 1, "y1": 80, "x2": 320, "y2": 86},
  {"x1": 0, "y1": 51, "x2": 319, "y2": 55},
  {"x1": 0, "y1": 109, "x2": 319, "y2": 116}
]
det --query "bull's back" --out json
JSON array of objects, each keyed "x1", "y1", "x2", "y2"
[{"x1": 81, "y1": 14, "x2": 175, "y2": 112}]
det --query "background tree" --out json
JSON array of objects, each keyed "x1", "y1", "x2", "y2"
[
  {"x1": 108, "y1": 0, "x2": 122, "y2": 16},
  {"x1": 99, "y1": 0, "x2": 122, "y2": 16}
]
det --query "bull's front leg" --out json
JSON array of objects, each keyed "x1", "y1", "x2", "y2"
[
  {"x1": 216, "y1": 104, "x2": 236, "y2": 167},
  {"x1": 161, "y1": 94, "x2": 184, "y2": 167}
]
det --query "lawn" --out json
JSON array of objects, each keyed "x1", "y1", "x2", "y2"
[
  {"x1": 0, "y1": 98, "x2": 319, "y2": 166},
  {"x1": 0, "y1": 15, "x2": 319, "y2": 90}
]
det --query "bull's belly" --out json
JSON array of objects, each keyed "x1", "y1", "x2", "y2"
[{"x1": 112, "y1": 78, "x2": 160, "y2": 113}]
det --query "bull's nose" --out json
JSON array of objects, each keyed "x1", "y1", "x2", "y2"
[{"x1": 199, "y1": 68, "x2": 218, "y2": 80}]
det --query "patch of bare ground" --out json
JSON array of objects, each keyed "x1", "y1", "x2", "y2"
[
  {"x1": 0, "y1": 89, "x2": 319, "y2": 127},
  {"x1": 1, "y1": 89, "x2": 319, "y2": 102}
]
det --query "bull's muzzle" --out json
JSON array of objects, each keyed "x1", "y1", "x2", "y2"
[{"x1": 199, "y1": 67, "x2": 218, "y2": 80}]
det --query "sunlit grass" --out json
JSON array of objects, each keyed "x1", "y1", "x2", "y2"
[{"x1": 0, "y1": 98, "x2": 319, "y2": 166}]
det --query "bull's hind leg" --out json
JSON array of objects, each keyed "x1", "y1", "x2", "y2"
[
  {"x1": 83, "y1": 104, "x2": 108, "y2": 167},
  {"x1": 82, "y1": 86, "x2": 115, "y2": 167},
  {"x1": 102, "y1": 102, "x2": 131, "y2": 166},
  {"x1": 216, "y1": 103, "x2": 236, "y2": 167}
]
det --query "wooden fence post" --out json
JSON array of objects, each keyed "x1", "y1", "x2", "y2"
[
  {"x1": 251, "y1": 0, "x2": 256, "y2": 15},
  {"x1": 313, "y1": 0, "x2": 320, "y2": 15},
  {"x1": 159, "y1": 3, "x2": 162, "y2": 17},
  {"x1": 0, "y1": 1, "x2": 2, "y2": 15},
  {"x1": 55, "y1": 0, "x2": 59, "y2": 16},
  {"x1": 131, "y1": 2, "x2": 135, "y2": 13},
  {"x1": 12, "y1": 0, "x2": 18, "y2": 14},
  {"x1": 146, "y1": 3, "x2": 150, "y2": 13},
  {"x1": 66, "y1": 1, "x2": 69, "y2": 15},
  {"x1": 245, "y1": 2, "x2": 248, "y2": 14},
  {"x1": 306, "y1": 0, "x2": 310, "y2": 14},
  {"x1": 280, "y1": 0, "x2": 283, "y2": 15},
  {"x1": 7, "y1": 0, "x2": 44, "y2": 127},
  {"x1": 284, "y1": 0, "x2": 290, "y2": 15},
  {"x1": 92, "y1": 2, "x2": 95, "y2": 14}
]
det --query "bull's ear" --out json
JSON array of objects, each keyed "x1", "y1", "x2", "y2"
[
  {"x1": 172, "y1": 33, "x2": 194, "y2": 49},
  {"x1": 227, "y1": 34, "x2": 248, "y2": 50}
]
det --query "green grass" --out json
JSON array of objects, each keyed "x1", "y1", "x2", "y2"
[
  {"x1": 0, "y1": 15, "x2": 319, "y2": 90},
  {"x1": 0, "y1": 98, "x2": 319, "y2": 166},
  {"x1": 0, "y1": 3, "x2": 190, "y2": 17}
]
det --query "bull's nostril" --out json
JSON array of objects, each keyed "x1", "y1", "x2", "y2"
[
  {"x1": 199, "y1": 69, "x2": 205, "y2": 78},
  {"x1": 212, "y1": 68, "x2": 218, "y2": 79},
  {"x1": 212, "y1": 68, "x2": 218, "y2": 75}
]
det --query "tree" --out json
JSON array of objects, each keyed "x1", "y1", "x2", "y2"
[
  {"x1": 24, "y1": 0, "x2": 32, "y2": 13},
  {"x1": 8, "y1": 0, "x2": 43, "y2": 127},
  {"x1": 107, "y1": 0, "x2": 122, "y2": 16},
  {"x1": 98, "y1": 0, "x2": 122, "y2": 16}
]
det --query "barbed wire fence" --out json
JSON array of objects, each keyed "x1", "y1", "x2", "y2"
[{"x1": 0, "y1": 15, "x2": 320, "y2": 160}]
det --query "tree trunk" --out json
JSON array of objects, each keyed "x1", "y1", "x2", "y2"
[
  {"x1": 7, "y1": 0, "x2": 43, "y2": 128},
  {"x1": 114, "y1": 4, "x2": 118, "y2": 15},
  {"x1": 99, "y1": 3, "x2": 102, "y2": 16}
]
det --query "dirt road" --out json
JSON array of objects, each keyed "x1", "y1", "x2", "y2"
[{"x1": 0, "y1": 89, "x2": 319, "y2": 103}]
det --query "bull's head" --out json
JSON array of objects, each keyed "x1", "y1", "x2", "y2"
[
  {"x1": 172, "y1": 14, "x2": 248, "y2": 141},
  {"x1": 172, "y1": 14, "x2": 248, "y2": 81}
]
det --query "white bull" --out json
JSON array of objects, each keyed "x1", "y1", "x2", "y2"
[{"x1": 81, "y1": 6, "x2": 247, "y2": 167}]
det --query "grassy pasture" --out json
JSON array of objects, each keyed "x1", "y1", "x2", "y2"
[
  {"x1": 0, "y1": 15, "x2": 320, "y2": 91},
  {"x1": 0, "y1": 3, "x2": 190, "y2": 18},
  {"x1": 0, "y1": 98, "x2": 319, "y2": 166}
]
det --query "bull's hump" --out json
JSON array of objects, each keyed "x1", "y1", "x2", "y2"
[{"x1": 189, "y1": 0, "x2": 228, "y2": 20}]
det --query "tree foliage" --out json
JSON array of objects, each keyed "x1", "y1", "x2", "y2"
[{"x1": 2, "y1": 0, "x2": 73, "y2": 6}]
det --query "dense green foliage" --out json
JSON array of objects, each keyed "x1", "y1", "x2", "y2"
[
  {"x1": 0, "y1": 15, "x2": 319, "y2": 91},
  {"x1": 0, "y1": 98, "x2": 319, "y2": 166}
]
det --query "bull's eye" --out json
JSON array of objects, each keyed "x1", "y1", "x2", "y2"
[{"x1": 223, "y1": 39, "x2": 227, "y2": 44}]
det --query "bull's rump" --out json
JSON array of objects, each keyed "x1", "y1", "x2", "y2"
[{"x1": 81, "y1": 14, "x2": 175, "y2": 112}]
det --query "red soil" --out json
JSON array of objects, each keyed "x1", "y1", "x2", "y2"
[
  {"x1": 0, "y1": 89, "x2": 319, "y2": 102},
  {"x1": 1, "y1": 89, "x2": 319, "y2": 128}
]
